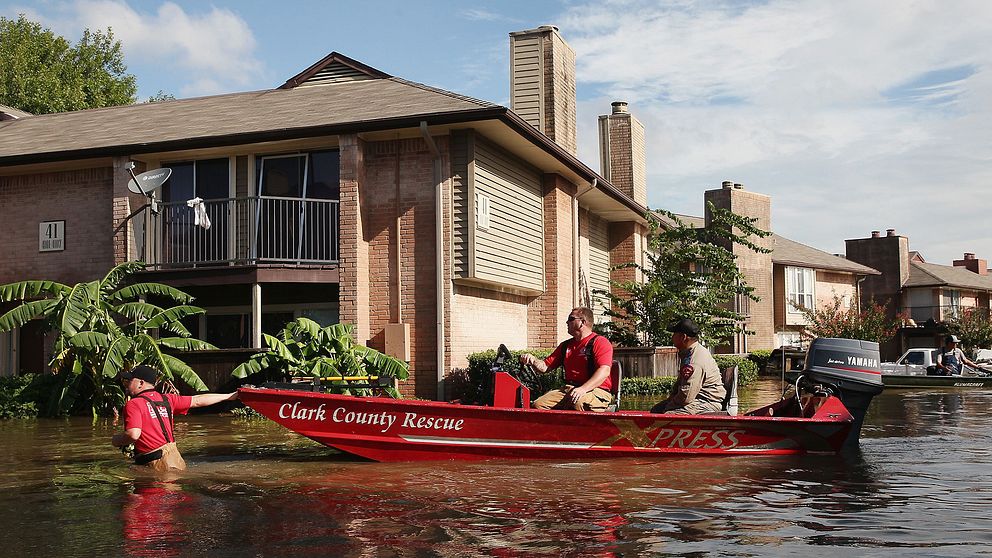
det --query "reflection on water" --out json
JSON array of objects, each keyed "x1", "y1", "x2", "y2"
[{"x1": 4, "y1": 381, "x2": 992, "y2": 556}]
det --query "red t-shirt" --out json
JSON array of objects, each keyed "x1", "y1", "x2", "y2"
[
  {"x1": 123, "y1": 390, "x2": 193, "y2": 454},
  {"x1": 543, "y1": 334, "x2": 614, "y2": 391}
]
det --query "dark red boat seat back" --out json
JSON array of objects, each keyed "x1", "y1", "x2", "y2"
[{"x1": 721, "y1": 365, "x2": 739, "y2": 415}]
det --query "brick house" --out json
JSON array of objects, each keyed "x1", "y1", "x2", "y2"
[
  {"x1": 846, "y1": 230, "x2": 992, "y2": 359},
  {"x1": 660, "y1": 182, "x2": 880, "y2": 353},
  {"x1": 0, "y1": 27, "x2": 650, "y2": 399}
]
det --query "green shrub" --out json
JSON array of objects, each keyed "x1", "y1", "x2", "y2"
[
  {"x1": 749, "y1": 349, "x2": 772, "y2": 374},
  {"x1": 0, "y1": 374, "x2": 56, "y2": 419},
  {"x1": 620, "y1": 376, "x2": 677, "y2": 396},
  {"x1": 714, "y1": 354, "x2": 758, "y2": 386},
  {"x1": 452, "y1": 347, "x2": 556, "y2": 404}
]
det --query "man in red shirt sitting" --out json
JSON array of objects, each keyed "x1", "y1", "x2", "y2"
[
  {"x1": 111, "y1": 365, "x2": 238, "y2": 471},
  {"x1": 518, "y1": 307, "x2": 614, "y2": 411}
]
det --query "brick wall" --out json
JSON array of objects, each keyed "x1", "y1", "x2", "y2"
[
  {"x1": 0, "y1": 166, "x2": 115, "y2": 285},
  {"x1": 527, "y1": 173, "x2": 576, "y2": 348},
  {"x1": 450, "y1": 284, "x2": 529, "y2": 369}
]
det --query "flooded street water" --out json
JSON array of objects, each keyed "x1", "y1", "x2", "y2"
[{"x1": 4, "y1": 380, "x2": 992, "y2": 557}]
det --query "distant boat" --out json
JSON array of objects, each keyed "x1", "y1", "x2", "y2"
[{"x1": 239, "y1": 338, "x2": 883, "y2": 462}]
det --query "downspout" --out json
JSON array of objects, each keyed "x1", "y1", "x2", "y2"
[
  {"x1": 420, "y1": 121, "x2": 445, "y2": 400},
  {"x1": 574, "y1": 178, "x2": 597, "y2": 306}
]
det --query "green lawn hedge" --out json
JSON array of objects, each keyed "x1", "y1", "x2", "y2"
[{"x1": 0, "y1": 374, "x2": 55, "y2": 419}]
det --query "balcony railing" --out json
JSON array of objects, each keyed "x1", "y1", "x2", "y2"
[
  {"x1": 133, "y1": 196, "x2": 339, "y2": 269},
  {"x1": 902, "y1": 304, "x2": 989, "y2": 324}
]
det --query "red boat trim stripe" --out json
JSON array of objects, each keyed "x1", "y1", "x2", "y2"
[
  {"x1": 827, "y1": 365, "x2": 881, "y2": 375},
  {"x1": 400, "y1": 435, "x2": 593, "y2": 449}
]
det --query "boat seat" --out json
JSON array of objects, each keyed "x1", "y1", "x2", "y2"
[
  {"x1": 701, "y1": 365, "x2": 739, "y2": 415},
  {"x1": 605, "y1": 360, "x2": 623, "y2": 412},
  {"x1": 721, "y1": 365, "x2": 739, "y2": 415}
]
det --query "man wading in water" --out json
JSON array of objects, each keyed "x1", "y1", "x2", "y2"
[{"x1": 111, "y1": 365, "x2": 238, "y2": 471}]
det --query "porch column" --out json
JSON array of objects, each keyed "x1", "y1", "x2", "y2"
[
  {"x1": 338, "y1": 134, "x2": 371, "y2": 343},
  {"x1": 252, "y1": 283, "x2": 262, "y2": 349},
  {"x1": 111, "y1": 156, "x2": 146, "y2": 264}
]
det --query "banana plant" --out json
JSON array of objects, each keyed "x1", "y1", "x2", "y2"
[
  {"x1": 0, "y1": 261, "x2": 214, "y2": 417},
  {"x1": 232, "y1": 318, "x2": 409, "y2": 398}
]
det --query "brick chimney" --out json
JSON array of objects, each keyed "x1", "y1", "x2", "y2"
[
  {"x1": 598, "y1": 101, "x2": 646, "y2": 206},
  {"x1": 953, "y1": 252, "x2": 988, "y2": 275},
  {"x1": 845, "y1": 229, "x2": 910, "y2": 313},
  {"x1": 704, "y1": 181, "x2": 773, "y2": 350},
  {"x1": 509, "y1": 26, "x2": 577, "y2": 155}
]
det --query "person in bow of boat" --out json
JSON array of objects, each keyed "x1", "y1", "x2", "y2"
[
  {"x1": 650, "y1": 318, "x2": 726, "y2": 415},
  {"x1": 111, "y1": 365, "x2": 239, "y2": 471},
  {"x1": 518, "y1": 307, "x2": 614, "y2": 411},
  {"x1": 935, "y1": 335, "x2": 980, "y2": 376}
]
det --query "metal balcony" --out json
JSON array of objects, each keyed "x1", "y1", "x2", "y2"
[{"x1": 134, "y1": 196, "x2": 340, "y2": 269}]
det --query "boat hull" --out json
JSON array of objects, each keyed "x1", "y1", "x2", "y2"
[
  {"x1": 238, "y1": 387, "x2": 855, "y2": 462},
  {"x1": 881, "y1": 374, "x2": 992, "y2": 389}
]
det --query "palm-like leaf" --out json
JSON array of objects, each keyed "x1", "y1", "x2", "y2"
[
  {"x1": 103, "y1": 336, "x2": 134, "y2": 379},
  {"x1": 109, "y1": 282, "x2": 195, "y2": 305},
  {"x1": 0, "y1": 280, "x2": 69, "y2": 301},
  {"x1": 67, "y1": 331, "x2": 109, "y2": 349},
  {"x1": 231, "y1": 356, "x2": 270, "y2": 379},
  {"x1": 159, "y1": 353, "x2": 208, "y2": 391},
  {"x1": 0, "y1": 299, "x2": 60, "y2": 332},
  {"x1": 141, "y1": 305, "x2": 203, "y2": 336},
  {"x1": 158, "y1": 337, "x2": 217, "y2": 351},
  {"x1": 101, "y1": 261, "x2": 146, "y2": 292},
  {"x1": 60, "y1": 281, "x2": 100, "y2": 337},
  {"x1": 114, "y1": 301, "x2": 165, "y2": 322}
]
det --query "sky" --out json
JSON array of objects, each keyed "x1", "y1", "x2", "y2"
[{"x1": 3, "y1": 0, "x2": 990, "y2": 266}]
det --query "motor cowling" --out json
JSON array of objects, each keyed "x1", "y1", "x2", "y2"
[{"x1": 802, "y1": 337, "x2": 884, "y2": 448}]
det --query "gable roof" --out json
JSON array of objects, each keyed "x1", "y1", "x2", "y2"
[
  {"x1": 654, "y1": 212, "x2": 878, "y2": 275},
  {"x1": 0, "y1": 76, "x2": 500, "y2": 165},
  {"x1": 279, "y1": 51, "x2": 392, "y2": 88},
  {"x1": 771, "y1": 234, "x2": 878, "y2": 274},
  {"x1": 0, "y1": 103, "x2": 31, "y2": 120},
  {"x1": 904, "y1": 261, "x2": 992, "y2": 291}
]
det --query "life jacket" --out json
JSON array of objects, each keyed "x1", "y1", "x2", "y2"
[
  {"x1": 133, "y1": 391, "x2": 175, "y2": 465},
  {"x1": 554, "y1": 334, "x2": 602, "y2": 386}
]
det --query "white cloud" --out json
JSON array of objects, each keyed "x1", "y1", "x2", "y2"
[
  {"x1": 564, "y1": 0, "x2": 992, "y2": 264},
  {"x1": 17, "y1": 0, "x2": 262, "y2": 97}
]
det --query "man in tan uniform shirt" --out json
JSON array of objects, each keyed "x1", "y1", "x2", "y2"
[{"x1": 651, "y1": 318, "x2": 726, "y2": 414}]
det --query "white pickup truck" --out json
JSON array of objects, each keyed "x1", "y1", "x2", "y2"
[{"x1": 881, "y1": 348, "x2": 992, "y2": 375}]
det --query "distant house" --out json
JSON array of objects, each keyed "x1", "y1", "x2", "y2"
[
  {"x1": 660, "y1": 182, "x2": 880, "y2": 353},
  {"x1": 846, "y1": 231, "x2": 992, "y2": 358},
  {"x1": 0, "y1": 27, "x2": 650, "y2": 398}
]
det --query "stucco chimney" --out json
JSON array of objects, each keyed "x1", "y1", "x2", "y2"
[
  {"x1": 598, "y1": 100, "x2": 646, "y2": 206},
  {"x1": 954, "y1": 252, "x2": 988, "y2": 275},
  {"x1": 871, "y1": 230, "x2": 880, "y2": 238},
  {"x1": 509, "y1": 26, "x2": 577, "y2": 155},
  {"x1": 886, "y1": 228, "x2": 896, "y2": 237}
]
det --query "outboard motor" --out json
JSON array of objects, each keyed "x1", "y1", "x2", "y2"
[{"x1": 801, "y1": 337, "x2": 884, "y2": 448}]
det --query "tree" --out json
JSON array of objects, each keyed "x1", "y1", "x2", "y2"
[
  {"x1": 795, "y1": 294, "x2": 904, "y2": 345},
  {"x1": 232, "y1": 319, "x2": 410, "y2": 398},
  {"x1": 0, "y1": 262, "x2": 213, "y2": 417},
  {"x1": 0, "y1": 14, "x2": 136, "y2": 114},
  {"x1": 145, "y1": 90, "x2": 176, "y2": 103},
  {"x1": 945, "y1": 308, "x2": 992, "y2": 355},
  {"x1": 596, "y1": 203, "x2": 771, "y2": 347}
]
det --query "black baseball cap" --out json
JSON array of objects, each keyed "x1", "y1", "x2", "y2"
[
  {"x1": 122, "y1": 365, "x2": 159, "y2": 384},
  {"x1": 946, "y1": 335, "x2": 961, "y2": 344},
  {"x1": 668, "y1": 318, "x2": 701, "y2": 337}
]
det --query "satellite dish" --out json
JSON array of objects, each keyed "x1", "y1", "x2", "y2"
[{"x1": 127, "y1": 168, "x2": 172, "y2": 196}]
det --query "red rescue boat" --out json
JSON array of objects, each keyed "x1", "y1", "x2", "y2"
[{"x1": 238, "y1": 337, "x2": 883, "y2": 462}]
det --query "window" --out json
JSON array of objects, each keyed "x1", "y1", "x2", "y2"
[
  {"x1": 476, "y1": 193, "x2": 491, "y2": 230},
  {"x1": 785, "y1": 266, "x2": 815, "y2": 313},
  {"x1": 255, "y1": 150, "x2": 340, "y2": 261},
  {"x1": 161, "y1": 158, "x2": 230, "y2": 263},
  {"x1": 945, "y1": 289, "x2": 961, "y2": 318}
]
